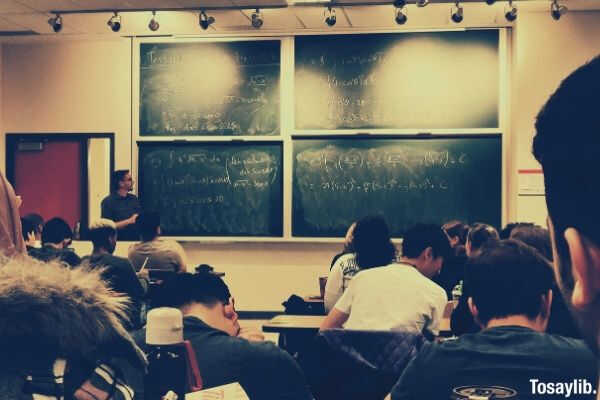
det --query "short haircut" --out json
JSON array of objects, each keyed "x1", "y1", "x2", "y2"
[
  {"x1": 136, "y1": 211, "x2": 160, "y2": 241},
  {"x1": 467, "y1": 239, "x2": 554, "y2": 325},
  {"x1": 23, "y1": 213, "x2": 44, "y2": 234},
  {"x1": 113, "y1": 169, "x2": 130, "y2": 191},
  {"x1": 510, "y1": 225, "x2": 553, "y2": 261},
  {"x1": 21, "y1": 218, "x2": 36, "y2": 239},
  {"x1": 532, "y1": 55, "x2": 600, "y2": 292},
  {"x1": 467, "y1": 223, "x2": 499, "y2": 251},
  {"x1": 352, "y1": 215, "x2": 397, "y2": 269},
  {"x1": 42, "y1": 217, "x2": 72, "y2": 245},
  {"x1": 442, "y1": 220, "x2": 469, "y2": 245},
  {"x1": 499, "y1": 222, "x2": 535, "y2": 240},
  {"x1": 152, "y1": 273, "x2": 231, "y2": 309},
  {"x1": 89, "y1": 219, "x2": 117, "y2": 250},
  {"x1": 402, "y1": 223, "x2": 452, "y2": 261}
]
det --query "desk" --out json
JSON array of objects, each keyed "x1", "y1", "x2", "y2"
[{"x1": 262, "y1": 315, "x2": 325, "y2": 333}]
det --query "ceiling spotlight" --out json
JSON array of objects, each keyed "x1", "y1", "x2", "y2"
[
  {"x1": 505, "y1": 0, "x2": 517, "y2": 21},
  {"x1": 551, "y1": 0, "x2": 567, "y2": 20},
  {"x1": 451, "y1": 1, "x2": 463, "y2": 23},
  {"x1": 107, "y1": 12, "x2": 121, "y2": 32},
  {"x1": 148, "y1": 11, "x2": 159, "y2": 31},
  {"x1": 251, "y1": 9, "x2": 263, "y2": 28},
  {"x1": 48, "y1": 14, "x2": 62, "y2": 33},
  {"x1": 416, "y1": 0, "x2": 429, "y2": 8},
  {"x1": 394, "y1": 0, "x2": 407, "y2": 25},
  {"x1": 324, "y1": 7, "x2": 336, "y2": 26},
  {"x1": 199, "y1": 11, "x2": 215, "y2": 30}
]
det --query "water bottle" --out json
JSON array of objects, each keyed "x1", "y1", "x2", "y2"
[{"x1": 452, "y1": 280, "x2": 463, "y2": 301}]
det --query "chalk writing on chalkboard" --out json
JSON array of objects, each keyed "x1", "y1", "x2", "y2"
[
  {"x1": 292, "y1": 136, "x2": 501, "y2": 237},
  {"x1": 140, "y1": 41, "x2": 280, "y2": 136},
  {"x1": 139, "y1": 143, "x2": 283, "y2": 236}
]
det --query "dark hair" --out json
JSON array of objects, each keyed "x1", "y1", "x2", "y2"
[
  {"x1": 42, "y1": 217, "x2": 73, "y2": 245},
  {"x1": 23, "y1": 213, "x2": 44, "y2": 235},
  {"x1": 510, "y1": 225, "x2": 553, "y2": 261},
  {"x1": 402, "y1": 223, "x2": 452, "y2": 261},
  {"x1": 112, "y1": 170, "x2": 130, "y2": 191},
  {"x1": 499, "y1": 222, "x2": 535, "y2": 240},
  {"x1": 152, "y1": 273, "x2": 231, "y2": 309},
  {"x1": 442, "y1": 220, "x2": 469, "y2": 245},
  {"x1": 467, "y1": 239, "x2": 554, "y2": 325},
  {"x1": 532, "y1": 56, "x2": 600, "y2": 292},
  {"x1": 21, "y1": 218, "x2": 36, "y2": 240},
  {"x1": 136, "y1": 212, "x2": 160, "y2": 241},
  {"x1": 467, "y1": 223, "x2": 499, "y2": 252},
  {"x1": 352, "y1": 216, "x2": 396, "y2": 269},
  {"x1": 89, "y1": 224, "x2": 117, "y2": 251}
]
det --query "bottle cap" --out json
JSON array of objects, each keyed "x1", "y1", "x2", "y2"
[{"x1": 146, "y1": 307, "x2": 184, "y2": 345}]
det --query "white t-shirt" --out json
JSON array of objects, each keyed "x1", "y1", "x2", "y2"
[
  {"x1": 324, "y1": 253, "x2": 360, "y2": 312},
  {"x1": 334, "y1": 263, "x2": 447, "y2": 335}
]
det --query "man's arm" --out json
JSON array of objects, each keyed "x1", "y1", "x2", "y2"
[
  {"x1": 114, "y1": 214, "x2": 138, "y2": 230},
  {"x1": 320, "y1": 308, "x2": 349, "y2": 331}
]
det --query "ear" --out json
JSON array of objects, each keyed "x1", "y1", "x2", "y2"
[
  {"x1": 564, "y1": 228, "x2": 600, "y2": 309},
  {"x1": 421, "y1": 246, "x2": 434, "y2": 260},
  {"x1": 223, "y1": 297, "x2": 238, "y2": 322}
]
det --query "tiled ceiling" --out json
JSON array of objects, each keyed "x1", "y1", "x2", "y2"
[{"x1": 0, "y1": 0, "x2": 597, "y2": 38}]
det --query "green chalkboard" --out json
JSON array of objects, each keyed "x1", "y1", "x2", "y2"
[
  {"x1": 295, "y1": 30, "x2": 499, "y2": 130},
  {"x1": 140, "y1": 40, "x2": 280, "y2": 136},
  {"x1": 292, "y1": 135, "x2": 501, "y2": 237},
  {"x1": 138, "y1": 142, "x2": 283, "y2": 236}
]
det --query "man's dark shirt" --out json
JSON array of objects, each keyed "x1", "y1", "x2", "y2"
[
  {"x1": 28, "y1": 245, "x2": 81, "y2": 267},
  {"x1": 100, "y1": 192, "x2": 141, "y2": 241},
  {"x1": 81, "y1": 253, "x2": 147, "y2": 330}
]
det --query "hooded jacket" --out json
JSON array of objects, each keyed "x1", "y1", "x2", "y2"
[{"x1": 0, "y1": 256, "x2": 147, "y2": 400}]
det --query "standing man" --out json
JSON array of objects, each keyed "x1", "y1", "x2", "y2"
[{"x1": 101, "y1": 170, "x2": 141, "y2": 241}]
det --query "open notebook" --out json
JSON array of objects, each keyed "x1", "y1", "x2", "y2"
[{"x1": 185, "y1": 383, "x2": 249, "y2": 400}]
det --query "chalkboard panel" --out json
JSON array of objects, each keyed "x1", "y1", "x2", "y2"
[
  {"x1": 140, "y1": 41, "x2": 280, "y2": 136},
  {"x1": 295, "y1": 30, "x2": 499, "y2": 130},
  {"x1": 292, "y1": 135, "x2": 501, "y2": 237},
  {"x1": 139, "y1": 142, "x2": 283, "y2": 236}
]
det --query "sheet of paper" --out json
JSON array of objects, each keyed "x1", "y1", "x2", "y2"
[{"x1": 185, "y1": 383, "x2": 249, "y2": 400}]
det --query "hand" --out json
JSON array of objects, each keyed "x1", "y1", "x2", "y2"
[
  {"x1": 137, "y1": 268, "x2": 149, "y2": 280},
  {"x1": 237, "y1": 327, "x2": 265, "y2": 342},
  {"x1": 128, "y1": 213, "x2": 139, "y2": 225},
  {"x1": 26, "y1": 231, "x2": 36, "y2": 245}
]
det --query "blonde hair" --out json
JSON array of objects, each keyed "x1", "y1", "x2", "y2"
[{"x1": 89, "y1": 218, "x2": 117, "y2": 231}]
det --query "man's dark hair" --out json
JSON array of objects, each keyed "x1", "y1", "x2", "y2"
[
  {"x1": 112, "y1": 169, "x2": 130, "y2": 191},
  {"x1": 499, "y1": 222, "x2": 534, "y2": 240},
  {"x1": 467, "y1": 223, "x2": 499, "y2": 252},
  {"x1": 510, "y1": 225, "x2": 553, "y2": 261},
  {"x1": 88, "y1": 220, "x2": 117, "y2": 251},
  {"x1": 352, "y1": 215, "x2": 397, "y2": 269},
  {"x1": 443, "y1": 220, "x2": 469, "y2": 245},
  {"x1": 42, "y1": 217, "x2": 73, "y2": 245},
  {"x1": 21, "y1": 218, "x2": 36, "y2": 240},
  {"x1": 152, "y1": 273, "x2": 231, "y2": 309},
  {"x1": 23, "y1": 213, "x2": 44, "y2": 235},
  {"x1": 402, "y1": 223, "x2": 452, "y2": 261},
  {"x1": 467, "y1": 239, "x2": 554, "y2": 325},
  {"x1": 136, "y1": 212, "x2": 160, "y2": 242},
  {"x1": 532, "y1": 55, "x2": 600, "y2": 292}
]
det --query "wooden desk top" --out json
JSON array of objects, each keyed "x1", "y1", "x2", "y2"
[
  {"x1": 262, "y1": 315, "x2": 325, "y2": 333},
  {"x1": 303, "y1": 295, "x2": 324, "y2": 303}
]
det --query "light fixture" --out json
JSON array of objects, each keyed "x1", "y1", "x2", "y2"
[
  {"x1": 251, "y1": 9, "x2": 263, "y2": 28},
  {"x1": 394, "y1": 0, "x2": 407, "y2": 25},
  {"x1": 505, "y1": 0, "x2": 517, "y2": 21},
  {"x1": 48, "y1": 14, "x2": 62, "y2": 33},
  {"x1": 148, "y1": 11, "x2": 159, "y2": 31},
  {"x1": 107, "y1": 12, "x2": 121, "y2": 32},
  {"x1": 416, "y1": 0, "x2": 429, "y2": 8},
  {"x1": 324, "y1": 6, "x2": 336, "y2": 26},
  {"x1": 551, "y1": 0, "x2": 567, "y2": 20},
  {"x1": 451, "y1": 0, "x2": 463, "y2": 23},
  {"x1": 199, "y1": 10, "x2": 215, "y2": 30}
]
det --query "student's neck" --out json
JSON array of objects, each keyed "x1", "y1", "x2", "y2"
[
  {"x1": 181, "y1": 303, "x2": 229, "y2": 335},
  {"x1": 485, "y1": 315, "x2": 546, "y2": 332},
  {"x1": 399, "y1": 257, "x2": 418, "y2": 267},
  {"x1": 116, "y1": 188, "x2": 128, "y2": 197}
]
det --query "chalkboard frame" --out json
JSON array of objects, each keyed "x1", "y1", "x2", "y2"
[
  {"x1": 291, "y1": 133, "x2": 503, "y2": 238},
  {"x1": 137, "y1": 140, "x2": 285, "y2": 239}
]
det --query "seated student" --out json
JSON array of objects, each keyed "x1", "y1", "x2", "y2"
[
  {"x1": 23, "y1": 212, "x2": 44, "y2": 242},
  {"x1": 128, "y1": 212, "x2": 188, "y2": 273},
  {"x1": 434, "y1": 220, "x2": 469, "y2": 299},
  {"x1": 325, "y1": 216, "x2": 396, "y2": 312},
  {"x1": 389, "y1": 240, "x2": 597, "y2": 399},
  {"x1": 0, "y1": 256, "x2": 145, "y2": 400},
  {"x1": 465, "y1": 222, "x2": 499, "y2": 257},
  {"x1": 321, "y1": 223, "x2": 450, "y2": 335},
  {"x1": 81, "y1": 219, "x2": 149, "y2": 330},
  {"x1": 28, "y1": 217, "x2": 81, "y2": 266},
  {"x1": 130, "y1": 273, "x2": 313, "y2": 400}
]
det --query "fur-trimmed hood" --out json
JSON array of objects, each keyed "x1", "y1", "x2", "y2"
[{"x1": 0, "y1": 256, "x2": 146, "y2": 369}]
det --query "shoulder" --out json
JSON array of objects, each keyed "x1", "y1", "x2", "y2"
[{"x1": 102, "y1": 193, "x2": 117, "y2": 204}]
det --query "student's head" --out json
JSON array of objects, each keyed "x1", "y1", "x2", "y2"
[
  {"x1": 153, "y1": 273, "x2": 239, "y2": 336},
  {"x1": 499, "y1": 222, "x2": 534, "y2": 240},
  {"x1": 467, "y1": 240, "x2": 554, "y2": 331},
  {"x1": 136, "y1": 211, "x2": 160, "y2": 242},
  {"x1": 113, "y1": 169, "x2": 133, "y2": 192},
  {"x1": 23, "y1": 213, "x2": 44, "y2": 240},
  {"x1": 89, "y1": 219, "x2": 117, "y2": 254},
  {"x1": 42, "y1": 217, "x2": 73, "y2": 247},
  {"x1": 532, "y1": 55, "x2": 600, "y2": 353},
  {"x1": 352, "y1": 216, "x2": 396, "y2": 270},
  {"x1": 21, "y1": 218, "x2": 36, "y2": 245},
  {"x1": 466, "y1": 223, "x2": 499, "y2": 257},
  {"x1": 510, "y1": 225, "x2": 553, "y2": 261},
  {"x1": 402, "y1": 224, "x2": 452, "y2": 278},
  {"x1": 442, "y1": 220, "x2": 469, "y2": 248}
]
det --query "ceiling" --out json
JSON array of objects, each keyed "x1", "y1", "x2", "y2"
[{"x1": 0, "y1": 0, "x2": 598, "y2": 39}]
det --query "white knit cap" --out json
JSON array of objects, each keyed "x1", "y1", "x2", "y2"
[{"x1": 145, "y1": 307, "x2": 184, "y2": 345}]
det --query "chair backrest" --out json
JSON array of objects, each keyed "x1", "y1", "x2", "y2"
[{"x1": 183, "y1": 340, "x2": 203, "y2": 392}]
